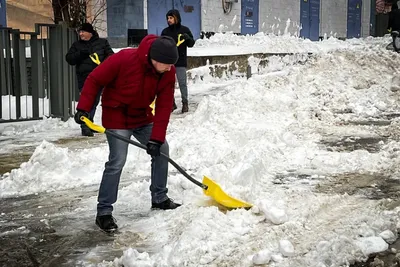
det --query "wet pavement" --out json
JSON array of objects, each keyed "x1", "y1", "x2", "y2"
[{"x1": 1, "y1": 110, "x2": 400, "y2": 266}]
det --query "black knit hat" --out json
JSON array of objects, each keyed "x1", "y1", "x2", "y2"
[
  {"x1": 149, "y1": 36, "x2": 178, "y2": 65},
  {"x1": 79, "y1": 23, "x2": 94, "y2": 34}
]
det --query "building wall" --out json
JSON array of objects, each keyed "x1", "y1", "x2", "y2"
[
  {"x1": 201, "y1": 0, "x2": 241, "y2": 33},
  {"x1": 88, "y1": 0, "x2": 108, "y2": 38},
  {"x1": 144, "y1": 0, "x2": 148, "y2": 29},
  {"x1": 107, "y1": 0, "x2": 144, "y2": 47},
  {"x1": 259, "y1": 0, "x2": 371, "y2": 39},
  {"x1": 259, "y1": 0, "x2": 301, "y2": 36},
  {"x1": 198, "y1": 0, "x2": 372, "y2": 39},
  {"x1": 6, "y1": 0, "x2": 53, "y2": 32},
  {"x1": 0, "y1": 0, "x2": 6, "y2": 27},
  {"x1": 361, "y1": 0, "x2": 371, "y2": 37},
  {"x1": 320, "y1": 0, "x2": 347, "y2": 38},
  {"x1": 103, "y1": 0, "x2": 374, "y2": 47}
]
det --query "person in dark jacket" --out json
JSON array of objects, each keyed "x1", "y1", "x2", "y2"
[
  {"x1": 73, "y1": 35, "x2": 181, "y2": 233},
  {"x1": 389, "y1": 2, "x2": 400, "y2": 32},
  {"x1": 388, "y1": 3, "x2": 400, "y2": 52},
  {"x1": 161, "y1": 9, "x2": 195, "y2": 113},
  {"x1": 66, "y1": 23, "x2": 114, "y2": 136}
]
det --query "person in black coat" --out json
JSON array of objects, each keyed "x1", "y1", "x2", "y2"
[
  {"x1": 389, "y1": 2, "x2": 400, "y2": 32},
  {"x1": 66, "y1": 23, "x2": 114, "y2": 136},
  {"x1": 161, "y1": 9, "x2": 195, "y2": 113},
  {"x1": 388, "y1": 3, "x2": 400, "y2": 52}
]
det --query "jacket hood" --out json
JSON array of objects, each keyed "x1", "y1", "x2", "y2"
[
  {"x1": 166, "y1": 9, "x2": 181, "y2": 25},
  {"x1": 90, "y1": 31, "x2": 99, "y2": 40},
  {"x1": 137, "y1": 34, "x2": 158, "y2": 67}
]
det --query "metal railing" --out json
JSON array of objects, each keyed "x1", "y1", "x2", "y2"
[{"x1": 0, "y1": 23, "x2": 78, "y2": 123}]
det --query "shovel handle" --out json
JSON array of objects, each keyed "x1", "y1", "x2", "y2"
[{"x1": 80, "y1": 117, "x2": 208, "y2": 190}]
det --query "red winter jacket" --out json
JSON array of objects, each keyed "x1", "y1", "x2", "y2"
[{"x1": 77, "y1": 35, "x2": 176, "y2": 143}]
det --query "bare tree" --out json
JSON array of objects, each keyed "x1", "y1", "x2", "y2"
[
  {"x1": 86, "y1": 0, "x2": 107, "y2": 32},
  {"x1": 50, "y1": 0, "x2": 107, "y2": 29}
]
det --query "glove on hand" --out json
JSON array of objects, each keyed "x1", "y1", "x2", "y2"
[
  {"x1": 80, "y1": 49, "x2": 90, "y2": 59},
  {"x1": 146, "y1": 140, "x2": 163, "y2": 157},
  {"x1": 181, "y1": 33, "x2": 191, "y2": 40},
  {"x1": 74, "y1": 110, "x2": 90, "y2": 124}
]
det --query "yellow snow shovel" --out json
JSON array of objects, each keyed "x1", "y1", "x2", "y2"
[{"x1": 80, "y1": 117, "x2": 252, "y2": 209}]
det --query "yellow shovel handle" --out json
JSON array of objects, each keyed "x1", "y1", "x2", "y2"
[
  {"x1": 89, "y1": 53, "x2": 101, "y2": 65},
  {"x1": 79, "y1": 115, "x2": 252, "y2": 208},
  {"x1": 80, "y1": 116, "x2": 105, "y2": 133},
  {"x1": 177, "y1": 34, "x2": 185, "y2": 47},
  {"x1": 79, "y1": 115, "x2": 208, "y2": 190}
]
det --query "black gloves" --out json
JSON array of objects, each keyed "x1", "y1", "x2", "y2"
[
  {"x1": 182, "y1": 33, "x2": 191, "y2": 40},
  {"x1": 80, "y1": 49, "x2": 90, "y2": 59},
  {"x1": 74, "y1": 110, "x2": 90, "y2": 124},
  {"x1": 146, "y1": 140, "x2": 163, "y2": 157}
]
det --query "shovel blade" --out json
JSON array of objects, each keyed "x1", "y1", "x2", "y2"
[{"x1": 202, "y1": 176, "x2": 252, "y2": 209}]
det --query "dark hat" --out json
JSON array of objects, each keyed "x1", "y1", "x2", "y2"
[
  {"x1": 79, "y1": 23, "x2": 94, "y2": 34},
  {"x1": 149, "y1": 36, "x2": 178, "y2": 65}
]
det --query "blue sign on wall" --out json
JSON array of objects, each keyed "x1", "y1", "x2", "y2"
[
  {"x1": 300, "y1": 0, "x2": 320, "y2": 41},
  {"x1": 347, "y1": 0, "x2": 362, "y2": 38},
  {"x1": 241, "y1": 0, "x2": 259, "y2": 35},
  {"x1": 0, "y1": 0, "x2": 6, "y2": 27}
]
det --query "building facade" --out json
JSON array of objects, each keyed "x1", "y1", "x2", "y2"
[
  {"x1": 1, "y1": 0, "x2": 379, "y2": 47},
  {"x1": 0, "y1": 0, "x2": 6, "y2": 27},
  {"x1": 5, "y1": 0, "x2": 53, "y2": 32},
  {"x1": 104, "y1": 0, "x2": 375, "y2": 48}
]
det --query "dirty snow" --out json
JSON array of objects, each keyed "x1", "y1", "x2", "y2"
[{"x1": 1, "y1": 33, "x2": 400, "y2": 266}]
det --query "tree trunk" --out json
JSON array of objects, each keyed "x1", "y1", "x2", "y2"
[{"x1": 51, "y1": 0, "x2": 63, "y2": 24}]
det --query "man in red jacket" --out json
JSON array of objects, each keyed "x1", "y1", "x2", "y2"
[{"x1": 74, "y1": 35, "x2": 181, "y2": 233}]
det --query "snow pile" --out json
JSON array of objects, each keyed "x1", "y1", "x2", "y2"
[
  {"x1": 101, "y1": 47, "x2": 400, "y2": 266},
  {"x1": 0, "y1": 141, "x2": 106, "y2": 197},
  {"x1": 190, "y1": 32, "x2": 394, "y2": 56}
]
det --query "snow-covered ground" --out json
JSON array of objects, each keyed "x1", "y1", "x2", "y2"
[{"x1": 2, "y1": 33, "x2": 400, "y2": 266}]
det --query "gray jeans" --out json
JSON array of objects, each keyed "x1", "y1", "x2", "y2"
[
  {"x1": 176, "y1": 67, "x2": 188, "y2": 104},
  {"x1": 97, "y1": 124, "x2": 169, "y2": 216}
]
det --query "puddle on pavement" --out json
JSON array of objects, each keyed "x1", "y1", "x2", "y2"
[
  {"x1": 0, "y1": 150, "x2": 34, "y2": 175},
  {"x1": 315, "y1": 173, "x2": 400, "y2": 201},
  {"x1": 0, "y1": 184, "x2": 141, "y2": 267},
  {"x1": 53, "y1": 134, "x2": 107, "y2": 149},
  {"x1": 274, "y1": 170, "x2": 400, "y2": 205},
  {"x1": 320, "y1": 135, "x2": 386, "y2": 153}
]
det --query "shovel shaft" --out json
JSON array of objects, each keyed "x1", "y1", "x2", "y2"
[{"x1": 104, "y1": 130, "x2": 208, "y2": 190}]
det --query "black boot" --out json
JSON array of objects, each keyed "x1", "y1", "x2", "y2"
[
  {"x1": 81, "y1": 128, "x2": 94, "y2": 137},
  {"x1": 182, "y1": 102, "x2": 189, "y2": 113},
  {"x1": 152, "y1": 198, "x2": 181, "y2": 210},
  {"x1": 95, "y1": 215, "x2": 118, "y2": 233}
]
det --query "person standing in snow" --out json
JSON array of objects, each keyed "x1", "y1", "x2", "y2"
[
  {"x1": 388, "y1": 3, "x2": 400, "y2": 52},
  {"x1": 73, "y1": 35, "x2": 181, "y2": 233},
  {"x1": 388, "y1": 3, "x2": 400, "y2": 32},
  {"x1": 66, "y1": 23, "x2": 114, "y2": 137},
  {"x1": 161, "y1": 9, "x2": 195, "y2": 113}
]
